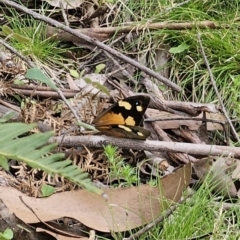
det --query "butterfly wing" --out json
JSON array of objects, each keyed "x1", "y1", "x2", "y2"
[
  {"x1": 93, "y1": 95, "x2": 150, "y2": 127},
  {"x1": 96, "y1": 125, "x2": 151, "y2": 140}
]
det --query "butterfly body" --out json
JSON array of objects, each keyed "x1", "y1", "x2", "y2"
[{"x1": 93, "y1": 95, "x2": 151, "y2": 140}]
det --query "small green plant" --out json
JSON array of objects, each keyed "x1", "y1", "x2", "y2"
[
  {"x1": 95, "y1": 63, "x2": 106, "y2": 74},
  {"x1": 0, "y1": 229, "x2": 13, "y2": 240},
  {"x1": 41, "y1": 184, "x2": 55, "y2": 197},
  {"x1": 147, "y1": 178, "x2": 158, "y2": 187},
  {"x1": 104, "y1": 144, "x2": 138, "y2": 187},
  {"x1": 83, "y1": 77, "x2": 110, "y2": 96}
]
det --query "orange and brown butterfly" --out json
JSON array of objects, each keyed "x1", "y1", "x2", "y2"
[{"x1": 92, "y1": 95, "x2": 151, "y2": 140}]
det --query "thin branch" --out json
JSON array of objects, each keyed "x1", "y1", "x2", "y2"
[
  {"x1": 197, "y1": 33, "x2": 240, "y2": 144},
  {"x1": 45, "y1": 20, "x2": 218, "y2": 46},
  {"x1": 59, "y1": 0, "x2": 69, "y2": 26},
  {"x1": 0, "y1": 0, "x2": 181, "y2": 92},
  {"x1": 12, "y1": 88, "x2": 78, "y2": 98},
  {"x1": 79, "y1": 20, "x2": 218, "y2": 34},
  {"x1": 0, "y1": 38, "x2": 34, "y2": 67},
  {"x1": 49, "y1": 135, "x2": 240, "y2": 158},
  {"x1": 104, "y1": 51, "x2": 138, "y2": 85},
  {"x1": 145, "y1": 117, "x2": 226, "y2": 125}
]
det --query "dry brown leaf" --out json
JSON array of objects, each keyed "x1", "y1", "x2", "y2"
[
  {"x1": 210, "y1": 157, "x2": 237, "y2": 198},
  {"x1": 194, "y1": 157, "x2": 238, "y2": 198},
  {"x1": 0, "y1": 162, "x2": 191, "y2": 233}
]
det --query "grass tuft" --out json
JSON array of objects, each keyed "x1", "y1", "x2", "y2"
[{"x1": 3, "y1": 9, "x2": 67, "y2": 67}]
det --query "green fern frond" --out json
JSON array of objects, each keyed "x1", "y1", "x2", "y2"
[{"x1": 0, "y1": 122, "x2": 102, "y2": 195}]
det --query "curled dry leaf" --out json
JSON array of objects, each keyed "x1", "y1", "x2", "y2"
[
  {"x1": 210, "y1": 157, "x2": 237, "y2": 198},
  {"x1": 193, "y1": 156, "x2": 238, "y2": 198},
  {"x1": 139, "y1": 151, "x2": 171, "y2": 178},
  {"x1": 144, "y1": 151, "x2": 169, "y2": 171},
  {"x1": 0, "y1": 162, "x2": 191, "y2": 233}
]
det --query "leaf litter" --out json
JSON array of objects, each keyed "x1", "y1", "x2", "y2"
[{"x1": 0, "y1": 0, "x2": 239, "y2": 239}]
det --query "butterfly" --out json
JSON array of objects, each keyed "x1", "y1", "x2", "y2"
[{"x1": 92, "y1": 95, "x2": 151, "y2": 140}]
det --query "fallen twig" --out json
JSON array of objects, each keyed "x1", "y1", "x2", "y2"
[
  {"x1": 12, "y1": 85, "x2": 79, "y2": 99},
  {"x1": 145, "y1": 117, "x2": 225, "y2": 125},
  {"x1": 11, "y1": 84, "x2": 78, "y2": 92},
  {"x1": 49, "y1": 135, "x2": 240, "y2": 159},
  {"x1": 83, "y1": 20, "x2": 218, "y2": 34},
  {"x1": 46, "y1": 21, "x2": 218, "y2": 41},
  {"x1": 0, "y1": 38, "x2": 34, "y2": 67}
]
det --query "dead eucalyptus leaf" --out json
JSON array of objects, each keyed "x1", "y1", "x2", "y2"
[{"x1": 0, "y1": 162, "x2": 191, "y2": 233}]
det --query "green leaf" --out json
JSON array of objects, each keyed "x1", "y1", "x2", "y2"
[
  {"x1": 2, "y1": 25, "x2": 31, "y2": 44},
  {"x1": 70, "y1": 69, "x2": 79, "y2": 78},
  {"x1": 13, "y1": 79, "x2": 25, "y2": 85},
  {"x1": 12, "y1": 95, "x2": 22, "y2": 103},
  {"x1": 1, "y1": 229, "x2": 13, "y2": 240},
  {"x1": 0, "y1": 123, "x2": 36, "y2": 143},
  {"x1": 25, "y1": 68, "x2": 57, "y2": 90},
  {"x1": 12, "y1": 33, "x2": 31, "y2": 44},
  {"x1": 0, "y1": 123, "x2": 102, "y2": 194},
  {"x1": 79, "y1": 69, "x2": 86, "y2": 78},
  {"x1": 95, "y1": 63, "x2": 106, "y2": 74},
  {"x1": 83, "y1": 77, "x2": 110, "y2": 96},
  {"x1": 169, "y1": 43, "x2": 189, "y2": 54},
  {"x1": 0, "y1": 155, "x2": 9, "y2": 171},
  {"x1": 0, "y1": 112, "x2": 16, "y2": 123},
  {"x1": 41, "y1": 185, "x2": 55, "y2": 197},
  {"x1": 84, "y1": 77, "x2": 92, "y2": 84},
  {"x1": 91, "y1": 81, "x2": 110, "y2": 96},
  {"x1": 1, "y1": 25, "x2": 13, "y2": 35}
]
